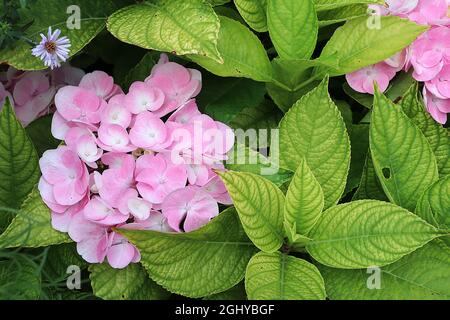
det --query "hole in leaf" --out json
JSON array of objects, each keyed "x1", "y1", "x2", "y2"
[{"x1": 382, "y1": 167, "x2": 391, "y2": 179}]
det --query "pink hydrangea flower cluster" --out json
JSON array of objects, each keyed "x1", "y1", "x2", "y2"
[
  {"x1": 38, "y1": 54, "x2": 235, "y2": 269},
  {"x1": 346, "y1": 0, "x2": 450, "y2": 124},
  {"x1": 0, "y1": 64, "x2": 84, "y2": 126}
]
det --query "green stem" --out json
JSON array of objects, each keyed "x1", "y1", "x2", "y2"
[
  {"x1": 293, "y1": 72, "x2": 325, "y2": 92},
  {"x1": 20, "y1": 35, "x2": 36, "y2": 46},
  {"x1": 271, "y1": 79, "x2": 292, "y2": 92}
]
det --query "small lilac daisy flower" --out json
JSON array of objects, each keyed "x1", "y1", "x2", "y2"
[{"x1": 31, "y1": 27, "x2": 71, "y2": 70}]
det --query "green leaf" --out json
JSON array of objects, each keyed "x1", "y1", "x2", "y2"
[
  {"x1": 318, "y1": 4, "x2": 368, "y2": 27},
  {"x1": 319, "y1": 240, "x2": 450, "y2": 300},
  {"x1": 208, "y1": 0, "x2": 231, "y2": 5},
  {"x1": 226, "y1": 145, "x2": 294, "y2": 187},
  {"x1": 0, "y1": 188, "x2": 71, "y2": 248},
  {"x1": 45, "y1": 243, "x2": 88, "y2": 278},
  {"x1": 117, "y1": 208, "x2": 258, "y2": 298},
  {"x1": 229, "y1": 99, "x2": 283, "y2": 148},
  {"x1": 0, "y1": 256, "x2": 41, "y2": 300},
  {"x1": 119, "y1": 51, "x2": 159, "y2": 90},
  {"x1": 25, "y1": 115, "x2": 59, "y2": 157},
  {"x1": 334, "y1": 100, "x2": 353, "y2": 133},
  {"x1": 204, "y1": 282, "x2": 247, "y2": 300},
  {"x1": 214, "y1": 6, "x2": 246, "y2": 24},
  {"x1": 198, "y1": 74, "x2": 266, "y2": 124},
  {"x1": 284, "y1": 221, "x2": 312, "y2": 248},
  {"x1": 314, "y1": 0, "x2": 384, "y2": 11},
  {"x1": 0, "y1": 0, "x2": 126, "y2": 70},
  {"x1": 234, "y1": 0, "x2": 268, "y2": 32},
  {"x1": 279, "y1": 77, "x2": 350, "y2": 209},
  {"x1": 245, "y1": 252, "x2": 326, "y2": 300},
  {"x1": 267, "y1": 0, "x2": 318, "y2": 60},
  {"x1": 285, "y1": 158, "x2": 324, "y2": 236},
  {"x1": 0, "y1": 99, "x2": 40, "y2": 231},
  {"x1": 345, "y1": 124, "x2": 370, "y2": 195},
  {"x1": 107, "y1": 0, "x2": 222, "y2": 63},
  {"x1": 352, "y1": 151, "x2": 388, "y2": 201},
  {"x1": 267, "y1": 57, "x2": 338, "y2": 112},
  {"x1": 189, "y1": 16, "x2": 272, "y2": 82},
  {"x1": 307, "y1": 200, "x2": 440, "y2": 269},
  {"x1": 218, "y1": 171, "x2": 285, "y2": 252},
  {"x1": 370, "y1": 90, "x2": 439, "y2": 212},
  {"x1": 89, "y1": 263, "x2": 169, "y2": 300},
  {"x1": 400, "y1": 83, "x2": 450, "y2": 177},
  {"x1": 318, "y1": 16, "x2": 428, "y2": 76},
  {"x1": 416, "y1": 176, "x2": 450, "y2": 246}
]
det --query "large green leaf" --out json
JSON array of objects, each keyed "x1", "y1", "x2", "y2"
[
  {"x1": 89, "y1": 263, "x2": 169, "y2": 300},
  {"x1": 279, "y1": 77, "x2": 350, "y2": 209},
  {"x1": 307, "y1": 200, "x2": 441, "y2": 269},
  {"x1": 189, "y1": 16, "x2": 272, "y2": 82},
  {"x1": 400, "y1": 84, "x2": 450, "y2": 177},
  {"x1": 245, "y1": 252, "x2": 326, "y2": 300},
  {"x1": 416, "y1": 176, "x2": 450, "y2": 245},
  {"x1": 117, "y1": 208, "x2": 258, "y2": 298},
  {"x1": 234, "y1": 0, "x2": 268, "y2": 32},
  {"x1": 107, "y1": 0, "x2": 222, "y2": 63},
  {"x1": 370, "y1": 90, "x2": 439, "y2": 212},
  {"x1": 267, "y1": 0, "x2": 318, "y2": 60},
  {"x1": 319, "y1": 240, "x2": 450, "y2": 300},
  {"x1": 0, "y1": 188, "x2": 71, "y2": 249},
  {"x1": 0, "y1": 0, "x2": 126, "y2": 70},
  {"x1": 226, "y1": 145, "x2": 293, "y2": 187},
  {"x1": 314, "y1": 0, "x2": 384, "y2": 11},
  {"x1": 0, "y1": 99, "x2": 40, "y2": 231},
  {"x1": 318, "y1": 16, "x2": 428, "y2": 76},
  {"x1": 198, "y1": 74, "x2": 266, "y2": 124},
  {"x1": 285, "y1": 158, "x2": 324, "y2": 236},
  {"x1": 218, "y1": 171, "x2": 284, "y2": 253}
]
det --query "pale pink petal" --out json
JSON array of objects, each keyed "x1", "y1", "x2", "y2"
[
  {"x1": 79, "y1": 71, "x2": 114, "y2": 99},
  {"x1": 129, "y1": 112, "x2": 167, "y2": 149}
]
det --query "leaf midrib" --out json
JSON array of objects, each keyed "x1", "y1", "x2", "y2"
[{"x1": 307, "y1": 231, "x2": 438, "y2": 246}]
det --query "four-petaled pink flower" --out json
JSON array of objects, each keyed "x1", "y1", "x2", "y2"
[
  {"x1": 136, "y1": 153, "x2": 188, "y2": 204},
  {"x1": 39, "y1": 146, "x2": 89, "y2": 207},
  {"x1": 346, "y1": 62, "x2": 397, "y2": 94},
  {"x1": 162, "y1": 186, "x2": 219, "y2": 232}
]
